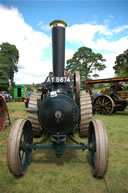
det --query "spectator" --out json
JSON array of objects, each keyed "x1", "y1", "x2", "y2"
[
  {"x1": 40, "y1": 72, "x2": 53, "y2": 91},
  {"x1": 45, "y1": 72, "x2": 53, "y2": 82},
  {"x1": 24, "y1": 92, "x2": 29, "y2": 108}
]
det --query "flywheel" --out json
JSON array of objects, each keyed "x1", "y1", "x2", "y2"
[
  {"x1": 28, "y1": 92, "x2": 43, "y2": 137},
  {"x1": 79, "y1": 92, "x2": 92, "y2": 137}
]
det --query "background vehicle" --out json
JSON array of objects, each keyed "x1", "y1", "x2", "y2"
[
  {"x1": 13, "y1": 85, "x2": 25, "y2": 101},
  {"x1": 83, "y1": 77, "x2": 128, "y2": 115}
]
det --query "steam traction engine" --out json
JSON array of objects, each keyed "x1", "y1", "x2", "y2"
[
  {"x1": 84, "y1": 77, "x2": 128, "y2": 115},
  {"x1": 7, "y1": 20, "x2": 109, "y2": 177}
]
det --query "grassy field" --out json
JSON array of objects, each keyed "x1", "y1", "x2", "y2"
[{"x1": 0, "y1": 102, "x2": 128, "y2": 193}]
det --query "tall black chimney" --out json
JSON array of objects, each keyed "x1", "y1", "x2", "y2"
[{"x1": 50, "y1": 20, "x2": 67, "y2": 77}]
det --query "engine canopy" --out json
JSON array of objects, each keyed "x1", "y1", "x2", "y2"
[{"x1": 38, "y1": 94, "x2": 79, "y2": 135}]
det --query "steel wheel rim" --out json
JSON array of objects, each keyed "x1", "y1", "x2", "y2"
[
  {"x1": 7, "y1": 119, "x2": 33, "y2": 176},
  {"x1": 94, "y1": 95, "x2": 114, "y2": 115},
  {"x1": 88, "y1": 120, "x2": 109, "y2": 177}
]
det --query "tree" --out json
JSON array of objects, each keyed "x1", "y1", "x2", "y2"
[
  {"x1": 66, "y1": 47, "x2": 106, "y2": 80},
  {"x1": 113, "y1": 49, "x2": 128, "y2": 77},
  {"x1": 0, "y1": 63, "x2": 10, "y2": 91},
  {"x1": 0, "y1": 68, "x2": 9, "y2": 91},
  {"x1": 0, "y1": 42, "x2": 19, "y2": 89}
]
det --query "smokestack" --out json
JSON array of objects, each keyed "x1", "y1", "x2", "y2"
[{"x1": 50, "y1": 20, "x2": 67, "y2": 77}]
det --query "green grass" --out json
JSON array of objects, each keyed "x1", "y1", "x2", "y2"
[{"x1": 0, "y1": 102, "x2": 128, "y2": 193}]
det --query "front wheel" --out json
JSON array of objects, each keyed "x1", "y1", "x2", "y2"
[
  {"x1": 88, "y1": 120, "x2": 109, "y2": 177},
  {"x1": 7, "y1": 119, "x2": 33, "y2": 176}
]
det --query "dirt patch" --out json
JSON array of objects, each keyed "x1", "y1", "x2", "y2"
[{"x1": 10, "y1": 111, "x2": 25, "y2": 118}]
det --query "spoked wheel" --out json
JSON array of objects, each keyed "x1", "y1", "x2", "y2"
[
  {"x1": 28, "y1": 92, "x2": 43, "y2": 138},
  {"x1": 79, "y1": 92, "x2": 92, "y2": 137},
  {"x1": 74, "y1": 71, "x2": 80, "y2": 105},
  {"x1": 0, "y1": 96, "x2": 7, "y2": 131},
  {"x1": 88, "y1": 120, "x2": 109, "y2": 178},
  {"x1": 7, "y1": 119, "x2": 33, "y2": 176},
  {"x1": 94, "y1": 95, "x2": 114, "y2": 115}
]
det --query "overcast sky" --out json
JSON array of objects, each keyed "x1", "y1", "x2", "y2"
[{"x1": 0, "y1": 0, "x2": 128, "y2": 84}]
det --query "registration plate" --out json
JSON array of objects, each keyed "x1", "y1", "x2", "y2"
[{"x1": 46, "y1": 76, "x2": 71, "y2": 83}]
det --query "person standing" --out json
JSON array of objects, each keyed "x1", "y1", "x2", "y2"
[{"x1": 24, "y1": 92, "x2": 29, "y2": 108}]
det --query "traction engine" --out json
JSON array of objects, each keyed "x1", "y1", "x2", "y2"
[{"x1": 7, "y1": 20, "x2": 109, "y2": 178}]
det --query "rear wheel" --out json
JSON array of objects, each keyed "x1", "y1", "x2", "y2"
[
  {"x1": 88, "y1": 120, "x2": 109, "y2": 177},
  {"x1": 79, "y1": 92, "x2": 92, "y2": 137},
  {"x1": 74, "y1": 71, "x2": 80, "y2": 105},
  {"x1": 28, "y1": 92, "x2": 43, "y2": 137},
  {"x1": 7, "y1": 119, "x2": 33, "y2": 176}
]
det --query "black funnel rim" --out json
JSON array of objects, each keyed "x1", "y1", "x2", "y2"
[{"x1": 50, "y1": 20, "x2": 67, "y2": 27}]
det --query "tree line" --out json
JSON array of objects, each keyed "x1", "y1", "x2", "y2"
[{"x1": 0, "y1": 42, "x2": 127, "y2": 91}]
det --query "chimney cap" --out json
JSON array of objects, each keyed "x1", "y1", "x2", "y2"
[{"x1": 50, "y1": 20, "x2": 67, "y2": 28}]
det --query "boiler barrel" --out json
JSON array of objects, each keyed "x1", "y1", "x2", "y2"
[{"x1": 50, "y1": 20, "x2": 67, "y2": 77}]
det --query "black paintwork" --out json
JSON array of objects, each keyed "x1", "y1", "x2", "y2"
[
  {"x1": 39, "y1": 22, "x2": 79, "y2": 143},
  {"x1": 38, "y1": 94, "x2": 79, "y2": 135},
  {"x1": 52, "y1": 26, "x2": 65, "y2": 77}
]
